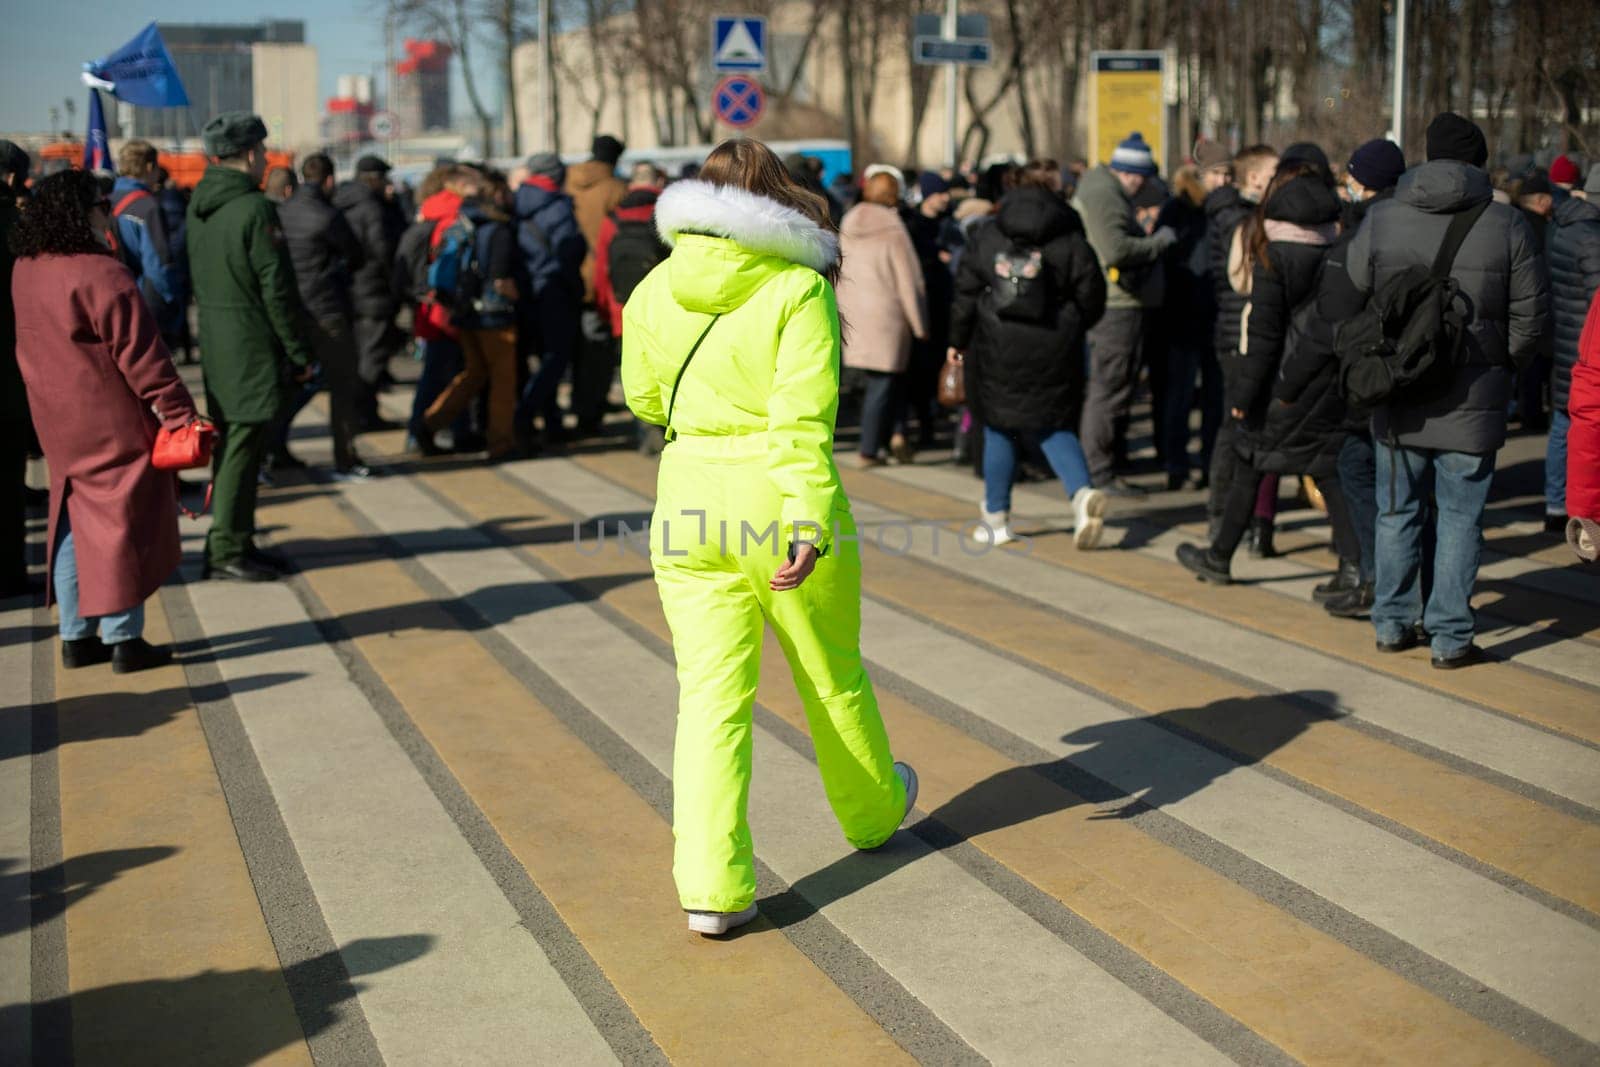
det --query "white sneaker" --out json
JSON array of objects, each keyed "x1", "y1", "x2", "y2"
[
  {"x1": 974, "y1": 507, "x2": 1014, "y2": 546},
  {"x1": 686, "y1": 904, "x2": 759, "y2": 936},
  {"x1": 894, "y1": 761, "x2": 919, "y2": 824},
  {"x1": 1072, "y1": 487, "x2": 1107, "y2": 550}
]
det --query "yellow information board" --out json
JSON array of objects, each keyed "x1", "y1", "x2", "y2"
[{"x1": 1090, "y1": 51, "x2": 1165, "y2": 172}]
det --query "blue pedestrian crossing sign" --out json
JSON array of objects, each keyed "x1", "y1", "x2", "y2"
[
  {"x1": 713, "y1": 75, "x2": 765, "y2": 129},
  {"x1": 712, "y1": 15, "x2": 767, "y2": 73}
]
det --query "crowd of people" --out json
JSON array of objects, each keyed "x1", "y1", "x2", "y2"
[{"x1": 2, "y1": 104, "x2": 1597, "y2": 677}]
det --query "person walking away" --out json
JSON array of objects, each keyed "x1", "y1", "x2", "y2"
[
  {"x1": 152, "y1": 166, "x2": 195, "y2": 364},
  {"x1": 593, "y1": 163, "x2": 670, "y2": 454},
  {"x1": 950, "y1": 160, "x2": 1109, "y2": 548},
  {"x1": 900, "y1": 172, "x2": 958, "y2": 454},
  {"x1": 335, "y1": 155, "x2": 408, "y2": 431},
  {"x1": 1323, "y1": 139, "x2": 1407, "y2": 619},
  {"x1": 277, "y1": 153, "x2": 373, "y2": 479},
  {"x1": 110, "y1": 141, "x2": 182, "y2": 326},
  {"x1": 1204, "y1": 145, "x2": 1277, "y2": 523},
  {"x1": 1543, "y1": 165, "x2": 1600, "y2": 533},
  {"x1": 1155, "y1": 155, "x2": 1224, "y2": 490},
  {"x1": 11, "y1": 171, "x2": 200, "y2": 670},
  {"x1": 512, "y1": 153, "x2": 587, "y2": 451},
  {"x1": 188, "y1": 112, "x2": 315, "y2": 582},
  {"x1": 423, "y1": 172, "x2": 522, "y2": 461},
  {"x1": 1073, "y1": 132, "x2": 1177, "y2": 495},
  {"x1": 1176, "y1": 160, "x2": 1342, "y2": 584},
  {"x1": 1566, "y1": 290, "x2": 1600, "y2": 562},
  {"x1": 836, "y1": 169, "x2": 928, "y2": 467},
  {"x1": 566, "y1": 134, "x2": 629, "y2": 436},
  {"x1": 622, "y1": 139, "x2": 917, "y2": 937},
  {"x1": 403, "y1": 165, "x2": 481, "y2": 455},
  {"x1": 0, "y1": 141, "x2": 33, "y2": 599},
  {"x1": 1345, "y1": 112, "x2": 1549, "y2": 668}
]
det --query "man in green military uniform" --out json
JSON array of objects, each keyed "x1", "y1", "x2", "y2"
[{"x1": 188, "y1": 112, "x2": 314, "y2": 582}]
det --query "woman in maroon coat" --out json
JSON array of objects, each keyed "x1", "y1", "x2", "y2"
[{"x1": 11, "y1": 171, "x2": 199, "y2": 673}]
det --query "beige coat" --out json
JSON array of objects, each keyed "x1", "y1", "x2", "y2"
[{"x1": 835, "y1": 202, "x2": 927, "y2": 373}]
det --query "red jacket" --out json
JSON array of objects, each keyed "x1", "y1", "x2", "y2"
[
  {"x1": 13, "y1": 253, "x2": 197, "y2": 616},
  {"x1": 1568, "y1": 288, "x2": 1600, "y2": 523},
  {"x1": 414, "y1": 189, "x2": 464, "y2": 343}
]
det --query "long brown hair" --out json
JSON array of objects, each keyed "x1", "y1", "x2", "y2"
[
  {"x1": 699, "y1": 138, "x2": 841, "y2": 282},
  {"x1": 1245, "y1": 161, "x2": 1321, "y2": 276}
]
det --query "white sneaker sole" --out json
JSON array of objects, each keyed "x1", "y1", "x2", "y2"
[
  {"x1": 686, "y1": 903, "x2": 759, "y2": 936},
  {"x1": 1074, "y1": 489, "x2": 1107, "y2": 551}
]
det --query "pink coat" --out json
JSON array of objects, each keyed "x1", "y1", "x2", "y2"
[
  {"x1": 13, "y1": 254, "x2": 197, "y2": 617},
  {"x1": 835, "y1": 203, "x2": 928, "y2": 373}
]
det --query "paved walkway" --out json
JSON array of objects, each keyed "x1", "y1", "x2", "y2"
[{"x1": 3, "y1": 381, "x2": 1598, "y2": 1065}]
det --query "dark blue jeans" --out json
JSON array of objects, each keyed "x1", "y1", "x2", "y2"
[
  {"x1": 1374, "y1": 443, "x2": 1494, "y2": 657},
  {"x1": 1337, "y1": 431, "x2": 1378, "y2": 582},
  {"x1": 409, "y1": 336, "x2": 466, "y2": 440},
  {"x1": 1545, "y1": 409, "x2": 1570, "y2": 516},
  {"x1": 1163, "y1": 339, "x2": 1223, "y2": 479},
  {"x1": 858, "y1": 370, "x2": 903, "y2": 458}
]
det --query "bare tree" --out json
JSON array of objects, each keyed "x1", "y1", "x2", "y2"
[{"x1": 393, "y1": 0, "x2": 498, "y2": 157}]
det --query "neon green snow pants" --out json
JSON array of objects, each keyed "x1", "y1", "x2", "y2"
[{"x1": 651, "y1": 431, "x2": 907, "y2": 912}]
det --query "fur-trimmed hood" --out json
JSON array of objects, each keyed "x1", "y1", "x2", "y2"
[{"x1": 654, "y1": 179, "x2": 839, "y2": 275}]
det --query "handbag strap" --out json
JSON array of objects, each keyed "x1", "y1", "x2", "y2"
[
  {"x1": 1429, "y1": 199, "x2": 1490, "y2": 280},
  {"x1": 662, "y1": 314, "x2": 722, "y2": 443}
]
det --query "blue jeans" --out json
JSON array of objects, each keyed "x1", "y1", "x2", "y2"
[
  {"x1": 858, "y1": 370, "x2": 902, "y2": 458},
  {"x1": 1545, "y1": 408, "x2": 1570, "y2": 515},
  {"x1": 1373, "y1": 443, "x2": 1493, "y2": 657},
  {"x1": 409, "y1": 336, "x2": 466, "y2": 440},
  {"x1": 982, "y1": 426, "x2": 1092, "y2": 514},
  {"x1": 1337, "y1": 431, "x2": 1378, "y2": 582},
  {"x1": 54, "y1": 521, "x2": 143, "y2": 644}
]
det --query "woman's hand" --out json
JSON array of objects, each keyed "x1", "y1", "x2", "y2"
[{"x1": 771, "y1": 543, "x2": 819, "y2": 592}]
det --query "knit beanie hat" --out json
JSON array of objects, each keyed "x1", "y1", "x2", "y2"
[
  {"x1": 1425, "y1": 112, "x2": 1488, "y2": 167},
  {"x1": 1346, "y1": 139, "x2": 1406, "y2": 191},
  {"x1": 1110, "y1": 132, "x2": 1158, "y2": 176},
  {"x1": 1279, "y1": 142, "x2": 1332, "y2": 179},
  {"x1": 1193, "y1": 138, "x2": 1232, "y2": 171},
  {"x1": 525, "y1": 151, "x2": 566, "y2": 183},
  {"x1": 591, "y1": 134, "x2": 625, "y2": 166},
  {"x1": 918, "y1": 172, "x2": 951, "y2": 198},
  {"x1": 863, "y1": 163, "x2": 904, "y2": 191},
  {"x1": 1550, "y1": 154, "x2": 1581, "y2": 186}
]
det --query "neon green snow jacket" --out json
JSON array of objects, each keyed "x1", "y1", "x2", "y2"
[{"x1": 623, "y1": 179, "x2": 845, "y2": 551}]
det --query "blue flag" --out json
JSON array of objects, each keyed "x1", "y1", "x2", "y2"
[
  {"x1": 85, "y1": 22, "x2": 190, "y2": 108},
  {"x1": 84, "y1": 90, "x2": 111, "y2": 171}
]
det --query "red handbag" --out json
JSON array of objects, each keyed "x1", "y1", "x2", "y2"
[{"x1": 153, "y1": 419, "x2": 216, "y2": 471}]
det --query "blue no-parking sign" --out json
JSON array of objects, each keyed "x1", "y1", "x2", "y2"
[
  {"x1": 713, "y1": 75, "x2": 765, "y2": 129},
  {"x1": 712, "y1": 15, "x2": 767, "y2": 73}
]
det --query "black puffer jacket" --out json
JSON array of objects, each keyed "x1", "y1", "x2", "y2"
[
  {"x1": 951, "y1": 187, "x2": 1107, "y2": 433},
  {"x1": 1256, "y1": 190, "x2": 1391, "y2": 475},
  {"x1": 333, "y1": 179, "x2": 407, "y2": 320},
  {"x1": 1347, "y1": 160, "x2": 1549, "y2": 453},
  {"x1": 1548, "y1": 194, "x2": 1600, "y2": 413},
  {"x1": 278, "y1": 183, "x2": 365, "y2": 322},
  {"x1": 1228, "y1": 174, "x2": 1342, "y2": 420},
  {"x1": 1156, "y1": 187, "x2": 1214, "y2": 324},
  {"x1": 1206, "y1": 185, "x2": 1253, "y2": 355}
]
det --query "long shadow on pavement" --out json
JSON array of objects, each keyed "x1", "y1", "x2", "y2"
[{"x1": 761, "y1": 690, "x2": 1332, "y2": 928}]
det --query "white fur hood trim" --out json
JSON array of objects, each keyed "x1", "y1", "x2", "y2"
[{"x1": 654, "y1": 179, "x2": 839, "y2": 275}]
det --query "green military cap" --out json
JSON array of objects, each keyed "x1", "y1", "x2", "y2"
[{"x1": 202, "y1": 111, "x2": 269, "y2": 158}]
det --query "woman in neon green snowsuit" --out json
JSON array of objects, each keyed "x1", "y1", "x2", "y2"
[{"x1": 623, "y1": 140, "x2": 917, "y2": 937}]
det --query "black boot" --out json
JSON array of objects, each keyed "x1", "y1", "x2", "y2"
[
  {"x1": 1324, "y1": 581, "x2": 1375, "y2": 619},
  {"x1": 62, "y1": 636, "x2": 112, "y2": 669},
  {"x1": 1176, "y1": 542, "x2": 1232, "y2": 584},
  {"x1": 1247, "y1": 517, "x2": 1277, "y2": 558},
  {"x1": 1313, "y1": 558, "x2": 1361, "y2": 603},
  {"x1": 111, "y1": 637, "x2": 173, "y2": 674}
]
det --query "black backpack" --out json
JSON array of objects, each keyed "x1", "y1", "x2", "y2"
[
  {"x1": 1336, "y1": 200, "x2": 1489, "y2": 408},
  {"x1": 393, "y1": 218, "x2": 436, "y2": 306},
  {"x1": 608, "y1": 214, "x2": 669, "y2": 306},
  {"x1": 990, "y1": 240, "x2": 1053, "y2": 323}
]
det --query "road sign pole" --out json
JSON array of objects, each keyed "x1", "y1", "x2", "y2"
[
  {"x1": 944, "y1": 0, "x2": 958, "y2": 169},
  {"x1": 1390, "y1": 0, "x2": 1407, "y2": 150}
]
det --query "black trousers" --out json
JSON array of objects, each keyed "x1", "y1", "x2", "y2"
[
  {"x1": 312, "y1": 316, "x2": 362, "y2": 470},
  {"x1": 1, "y1": 418, "x2": 30, "y2": 587},
  {"x1": 571, "y1": 308, "x2": 615, "y2": 427}
]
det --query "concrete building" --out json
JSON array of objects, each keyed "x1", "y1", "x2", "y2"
[
  {"x1": 394, "y1": 40, "x2": 452, "y2": 137},
  {"x1": 127, "y1": 21, "x2": 319, "y2": 152},
  {"x1": 327, "y1": 74, "x2": 377, "y2": 146}
]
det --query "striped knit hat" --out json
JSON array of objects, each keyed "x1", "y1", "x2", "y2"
[{"x1": 1110, "y1": 132, "x2": 1158, "y2": 176}]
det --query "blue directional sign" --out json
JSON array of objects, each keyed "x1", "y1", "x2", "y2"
[
  {"x1": 913, "y1": 37, "x2": 993, "y2": 66},
  {"x1": 712, "y1": 16, "x2": 767, "y2": 73},
  {"x1": 713, "y1": 75, "x2": 765, "y2": 129}
]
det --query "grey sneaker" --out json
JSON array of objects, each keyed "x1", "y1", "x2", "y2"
[
  {"x1": 894, "y1": 761, "x2": 919, "y2": 824},
  {"x1": 686, "y1": 904, "x2": 759, "y2": 937}
]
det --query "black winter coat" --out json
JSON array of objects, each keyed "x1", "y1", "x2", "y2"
[
  {"x1": 278, "y1": 184, "x2": 365, "y2": 322},
  {"x1": 950, "y1": 187, "x2": 1107, "y2": 433},
  {"x1": 0, "y1": 184, "x2": 27, "y2": 424},
  {"x1": 1256, "y1": 191, "x2": 1391, "y2": 475},
  {"x1": 334, "y1": 179, "x2": 407, "y2": 320},
  {"x1": 1548, "y1": 194, "x2": 1600, "y2": 413},
  {"x1": 903, "y1": 205, "x2": 955, "y2": 350},
  {"x1": 1156, "y1": 190, "x2": 1213, "y2": 324},
  {"x1": 1206, "y1": 186, "x2": 1253, "y2": 356}
]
